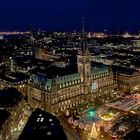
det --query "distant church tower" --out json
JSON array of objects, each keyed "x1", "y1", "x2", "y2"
[{"x1": 77, "y1": 17, "x2": 91, "y2": 94}]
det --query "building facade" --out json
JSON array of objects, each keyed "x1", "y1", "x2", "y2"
[
  {"x1": 113, "y1": 65, "x2": 140, "y2": 93},
  {"x1": 0, "y1": 72, "x2": 28, "y2": 97},
  {"x1": 28, "y1": 72, "x2": 83, "y2": 113}
]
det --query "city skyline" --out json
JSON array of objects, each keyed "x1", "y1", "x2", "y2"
[
  {"x1": 1, "y1": 0, "x2": 140, "y2": 32},
  {"x1": 0, "y1": 1, "x2": 140, "y2": 140}
]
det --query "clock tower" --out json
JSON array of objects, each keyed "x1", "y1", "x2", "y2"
[{"x1": 77, "y1": 17, "x2": 91, "y2": 94}]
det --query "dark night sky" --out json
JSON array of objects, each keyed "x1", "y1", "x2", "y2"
[{"x1": 1, "y1": 0, "x2": 140, "y2": 32}]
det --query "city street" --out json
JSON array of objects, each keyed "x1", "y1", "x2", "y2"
[{"x1": 11, "y1": 106, "x2": 32, "y2": 140}]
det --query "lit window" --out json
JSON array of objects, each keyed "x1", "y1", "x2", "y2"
[
  {"x1": 47, "y1": 131, "x2": 52, "y2": 135},
  {"x1": 37, "y1": 118, "x2": 40, "y2": 122},
  {"x1": 49, "y1": 119, "x2": 53, "y2": 122},
  {"x1": 41, "y1": 118, "x2": 44, "y2": 122},
  {"x1": 39, "y1": 114, "x2": 42, "y2": 117}
]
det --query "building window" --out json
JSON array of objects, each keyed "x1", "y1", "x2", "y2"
[{"x1": 66, "y1": 82, "x2": 68, "y2": 86}]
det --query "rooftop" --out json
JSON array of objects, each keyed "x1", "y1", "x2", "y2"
[
  {"x1": 32, "y1": 63, "x2": 78, "y2": 79},
  {"x1": 0, "y1": 88, "x2": 23, "y2": 107},
  {"x1": 18, "y1": 108, "x2": 67, "y2": 140},
  {"x1": 112, "y1": 65, "x2": 138, "y2": 75},
  {"x1": 0, "y1": 72, "x2": 29, "y2": 84}
]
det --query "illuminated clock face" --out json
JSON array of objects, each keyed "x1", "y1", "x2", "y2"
[{"x1": 92, "y1": 82, "x2": 98, "y2": 91}]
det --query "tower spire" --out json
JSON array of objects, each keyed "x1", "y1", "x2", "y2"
[
  {"x1": 82, "y1": 16, "x2": 85, "y2": 33},
  {"x1": 81, "y1": 17, "x2": 88, "y2": 55}
]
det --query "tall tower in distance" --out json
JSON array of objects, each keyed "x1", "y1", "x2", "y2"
[{"x1": 77, "y1": 17, "x2": 91, "y2": 94}]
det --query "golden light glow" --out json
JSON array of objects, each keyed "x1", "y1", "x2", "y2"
[{"x1": 100, "y1": 115, "x2": 113, "y2": 121}]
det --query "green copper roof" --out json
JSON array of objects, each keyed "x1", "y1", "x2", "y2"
[
  {"x1": 91, "y1": 66, "x2": 109, "y2": 76},
  {"x1": 30, "y1": 73, "x2": 81, "y2": 91}
]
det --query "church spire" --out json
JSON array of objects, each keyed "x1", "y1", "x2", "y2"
[
  {"x1": 82, "y1": 16, "x2": 85, "y2": 33},
  {"x1": 81, "y1": 17, "x2": 88, "y2": 55}
]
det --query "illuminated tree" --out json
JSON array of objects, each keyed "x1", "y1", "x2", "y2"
[{"x1": 90, "y1": 123, "x2": 98, "y2": 139}]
